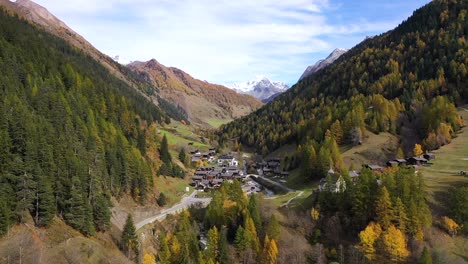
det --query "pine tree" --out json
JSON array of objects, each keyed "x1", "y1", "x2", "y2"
[
  {"x1": 393, "y1": 198, "x2": 408, "y2": 232},
  {"x1": 218, "y1": 229, "x2": 229, "y2": 264},
  {"x1": 234, "y1": 225, "x2": 247, "y2": 254},
  {"x1": 15, "y1": 156, "x2": 36, "y2": 223},
  {"x1": 34, "y1": 173, "x2": 55, "y2": 227},
  {"x1": 0, "y1": 199, "x2": 11, "y2": 236},
  {"x1": 248, "y1": 194, "x2": 262, "y2": 233},
  {"x1": 64, "y1": 176, "x2": 85, "y2": 232},
  {"x1": 157, "y1": 192, "x2": 167, "y2": 206},
  {"x1": 170, "y1": 235, "x2": 182, "y2": 263},
  {"x1": 158, "y1": 233, "x2": 171, "y2": 264},
  {"x1": 93, "y1": 194, "x2": 111, "y2": 231},
  {"x1": 160, "y1": 135, "x2": 171, "y2": 164},
  {"x1": 178, "y1": 148, "x2": 187, "y2": 164},
  {"x1": 205, "y1": 226, "x2": 219, "y2": 262},
  {"x1": 121, "y1": 214, "x2": 138, "y2": 257},
  {"x1": 375, "y1": 186, "x2": 394, "y2": 230}
]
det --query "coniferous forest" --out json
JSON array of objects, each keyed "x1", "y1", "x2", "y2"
[
  {"x1": 0, "y1": 0, "x2": 467, "y2": 263},
  {"x1": 0, "y1": 7, "x2": 170, "y2": 236},
  {"x1": 219, "y1": 0, "x2": 467, "y2": 164}
]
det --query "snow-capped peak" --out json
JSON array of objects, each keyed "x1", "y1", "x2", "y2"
[
  {"x1": 299, "y1": 48, "x2": 349, "y2": 81},
  {"x1": 228, "y1": 77, "x2": 289, "y2": 101}
]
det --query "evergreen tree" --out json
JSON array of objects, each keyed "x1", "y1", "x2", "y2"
[
  {"x1": 218, "y1": 229, "x2": 229, "y2": 264},
  {"x1": 0, "y1": 199, "x2": 11, "y2": 236},
  {"x1": 160, "y1": 135, "x2": 171, "y2": 164},
  {"x1": 64, "y1": 176, "x2": 86, "y2": 232},
  {"x1": 121, "y1": 214, "x2": 138, "y2": 257},
  {"x1": 234, "y1": 225, "x2": 247, "y2": 254},
  {"x1": 33, "y1": 173, "x2": 55, "y2": 227},
  {"x1": 158, "y1": 233, "x2": 171, "y2": 264},
  {"x1": 178, "y1": 148, "x2": 187, "y2": 164},
  {"x1": 93, "y1": 194, "x2": 111, "y2": 232},
  {"x1": 157, "y1": 192, "x2": 167, "y2": 206},
  {"x1": 375, "y1": 186, "x2": 394, "y2": 230},
  {"x1": 205, "y1": 226, "x2": 219, "y2": 262},
  {"x1": 393, "y1": 197, "x2": 408, "y2": 232},
  {"x1": 248, "y1": 194, "x2": 262, "y2": 233}
]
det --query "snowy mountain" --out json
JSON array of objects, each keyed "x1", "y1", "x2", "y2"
[
  {"x1": 229, "y1": 77, "x2": 289, "y2": 102},
  {"x1": 299, "y1": 48, "x2": 349, "y2": 81}
]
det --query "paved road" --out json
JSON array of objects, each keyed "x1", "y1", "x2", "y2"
[
  {"x1": 247, "y1": 174, "x2": 294, "y2": 192},
  {"x1": 135, "y1": 191, "x2": 211, "y2": 230}
]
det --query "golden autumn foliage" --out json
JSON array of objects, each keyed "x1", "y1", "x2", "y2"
[
  {"x1": 311, "y1": 208, "x2": 320, "y2": 221},
  {"x1": 381, "y1": 225, "x2": 409, "y2": 263},
  {"x1": 142, "y1": 253, "x2": 156, "y2": 264},
  {"x1": 413, "y1": 144, "x2": 424, "y2": 157},
  {"x1": 442, "y1": 216, "x2": 461, "y2": 236},
  {"x1": 261, "y1": 235, "x2": 279, "y2": 264},
  {"x1": 358, "y1": 222, "x2": 382, "y2": 260}
]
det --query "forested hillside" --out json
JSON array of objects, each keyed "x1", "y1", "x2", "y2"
[
  {"x1": 219, "y1": 0, "x2": 467, "y2": 167},
  {"x1": 0, "y1": 8, "x2": 168, "y2": 236},
  {"x1": 128, "y1": 60, "x2": 263, "y2": 127}
]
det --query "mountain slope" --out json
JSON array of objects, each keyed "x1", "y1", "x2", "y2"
[
  {"x1": 0, "y1": 0, "x2": 261, "y2": 127},
  {"x1": 128, "y1": 60, "x2": 263, "y2": 127},
  {"x1": 219, "y1": 0, "x2": 467, "y2": 159},
  {"x1": 0, "y1": 4, "x2": 169, "y2": 241},
  {"x1": 0, "y1": 0, "x2": 134, "y2": 86},
  {"x1": 229, "y1": 77, "x2": 289, "y2": 101},
  {"x1": 299, "y1": 48, "x2": 348, "y2": 81}
]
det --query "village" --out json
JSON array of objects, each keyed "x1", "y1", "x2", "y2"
[
  {"x1": 319, "y1": 152, "x2": 436, "y2": 193},
  {"x1": 188, "y1": 145, "x2": 294, "y2": 194}
]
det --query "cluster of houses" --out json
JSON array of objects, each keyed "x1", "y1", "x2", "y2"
[
  {"x1": 190, "y1": 166, "x2": 246, "y2": 190},
  {"x1": 319, "y1": 153, "x2": 436, "y2": 193},
  {"x1": 190, "y1": 148, "x2": 239, "y2": 167},
  {"x1": 254, "y1": 158, "x2": 289, "y2": 178}
]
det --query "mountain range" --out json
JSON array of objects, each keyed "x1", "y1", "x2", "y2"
[
  {"x1": 0, "y1": 0, "x2": 261, "y2": 128},
  {"x1": 127, "y1": 60, "x2": 262, "y2": 126},
  {"x1": 229, "y1": 77, "x2": 289, "y2": 102},
  {"x1": 219, "y1": 0, "x2": 467, "y2": 158},
  {"x1": 299, "y1": 48, "x2": 348, "y2": 81}
]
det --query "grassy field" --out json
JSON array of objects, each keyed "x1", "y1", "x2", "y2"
[
  {"x1": 341, "y1": 131, "x2": 398, "y2": 168},
  {"x1": 153, "y1": 176, "x2": 193, "y2": 206},
  {"x1": 207, "y1": 118, "x2": 232, "y2": 128},
  {"x1": 421, "y1": 107, "x2": 468, "y2": 202},
  {"x1": 160, "y1": 128, "x2": 208, "y2": 150}
]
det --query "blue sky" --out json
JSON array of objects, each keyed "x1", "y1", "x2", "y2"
[{"x1": 33, "y1": 0, "x2": 430, "y2": 86}]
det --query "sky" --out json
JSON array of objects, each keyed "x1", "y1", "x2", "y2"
[{"x1": 32, "y1": 0, "x2": 430, "y2": 86}]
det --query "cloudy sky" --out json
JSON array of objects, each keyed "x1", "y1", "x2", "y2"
[{"x1": 33, "y1": 0, "x2": 429, "y2": 86}]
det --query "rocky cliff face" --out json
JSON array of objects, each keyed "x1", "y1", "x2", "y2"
[{"x1": 299, "y1": 48, "x2": 348, "y2": 81}]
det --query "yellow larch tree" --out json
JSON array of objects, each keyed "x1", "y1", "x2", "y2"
[
  {"x1": 358, "y1": 222, "x2": 382, "y2": 261},
  {"x1": 381, "y1": 225, "x2": 409, "y2": 263}
]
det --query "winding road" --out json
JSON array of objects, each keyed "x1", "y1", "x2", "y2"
[{"x1": 135, "y1": 191, "x2": 211, "y2": 230}]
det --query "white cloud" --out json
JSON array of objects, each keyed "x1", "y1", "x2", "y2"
[{"x1": 32, "y1": 0, "x2": 405, "y2": 85}]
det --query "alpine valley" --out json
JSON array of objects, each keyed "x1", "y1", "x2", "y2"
[{"x1": 0, "y1": 1, "x2": 467, "y2": 264}]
